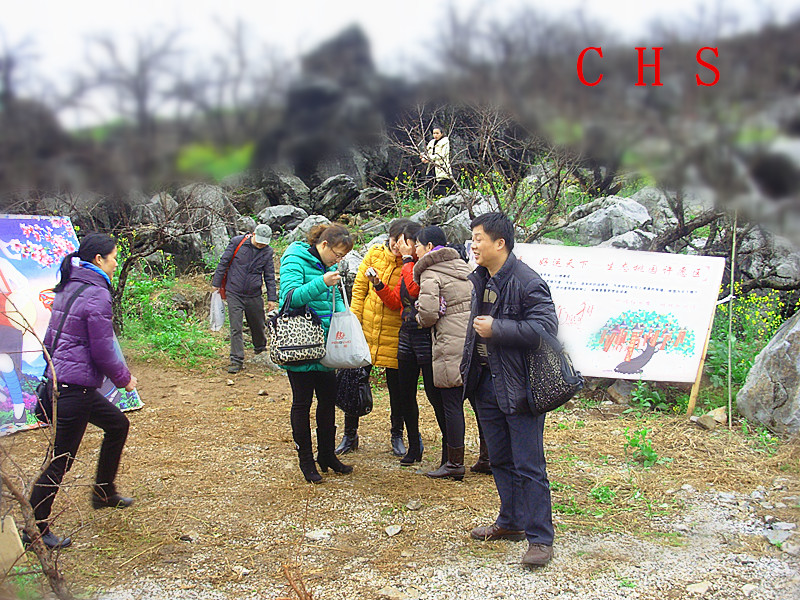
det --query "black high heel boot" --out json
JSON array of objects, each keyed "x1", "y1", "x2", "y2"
[
  {"x1": 318, "y1": 426, "x2": 353, "y2": 474},
  {"x1": 400, "y1": 434, "x2": 423, "y2": 466},
  {"x1": 298, "y1": 452, "x2": 322, "y2": 483},
  {"x1": 317, "y1": 454, "x2": 354, "y2": 474}
]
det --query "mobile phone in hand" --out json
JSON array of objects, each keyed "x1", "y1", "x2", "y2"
[{"x1": 366, "y1": 267, "x2": 378, "y2": 278}]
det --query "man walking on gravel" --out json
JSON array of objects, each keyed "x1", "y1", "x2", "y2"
[
  {"x1": 212, "y1": 224, "x2": 277, "y2": 374},
  {"x1": 461, "y1": 212, "x2": 558, "y2": 567}
]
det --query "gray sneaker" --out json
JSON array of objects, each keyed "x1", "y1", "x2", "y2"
[{"x1": 227, "y1": 362, "x2": 242, "y2": 374}]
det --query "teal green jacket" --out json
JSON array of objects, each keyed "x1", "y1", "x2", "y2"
[{"x1": 278, "y1": 241, "x2": 345, "y2": 372}]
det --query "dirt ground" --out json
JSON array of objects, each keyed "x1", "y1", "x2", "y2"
[{"x1": 2, "y1": 354, "x2": 800, "y2": 600}]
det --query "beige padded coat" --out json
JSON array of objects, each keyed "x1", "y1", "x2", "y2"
[{"x1": 413, "y1": 247, "x2": 473, "y2": 388}]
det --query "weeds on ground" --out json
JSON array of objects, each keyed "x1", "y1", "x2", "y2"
[
  {"x1": 623, "y1": 427, "x2": 671, "y2": 468},
  {"x1": 120, "y1": 261, "x2": 225, "y2": 367},
  {"x1": 740, "y1": 418, "x2": 780, "y2": 456}
]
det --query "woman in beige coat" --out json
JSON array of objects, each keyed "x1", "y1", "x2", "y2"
[{"x1": 413, "y1": 226, "x2": 474, "y2": 480}]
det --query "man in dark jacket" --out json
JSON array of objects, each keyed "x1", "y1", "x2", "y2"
[
  {"x1": 461, "y1": 212, "x2": 558, "y2": 567},
  {"x1": 212, "y1": 224, "x2": 277, "y2": 373}
]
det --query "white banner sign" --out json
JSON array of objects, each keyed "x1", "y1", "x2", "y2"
[{"x1": 511, "y1": 244, "x2": 726, "y2": 382}]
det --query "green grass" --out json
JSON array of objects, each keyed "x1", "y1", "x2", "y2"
[{"x1": 119, "y1": 265, "x2": 226, "y2": 367}]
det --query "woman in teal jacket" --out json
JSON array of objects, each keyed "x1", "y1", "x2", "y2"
[{"x1": 279, "y1": 223, "x2": 355, "y2": 483}]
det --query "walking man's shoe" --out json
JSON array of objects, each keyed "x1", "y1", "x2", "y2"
[
  {"x1": 227, "y1": 362, "x2": 242, "y2": 374},
  {"x1": 22, "y1": 530, "x2": 72, "y2": 549},
  {"x1": 522, "y1": 543, "x2": 553, "y2": 566},
  {"x1": 470, "y1": 523, "x2": 526, "y2": 542}
]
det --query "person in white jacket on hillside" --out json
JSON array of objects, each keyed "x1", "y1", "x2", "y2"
[{"x1": 421, "y1": 126, "x2": 454, "y2": 198}]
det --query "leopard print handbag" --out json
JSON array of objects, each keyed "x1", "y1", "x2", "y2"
[{"x1": 267, "y1": 289, "x2": 326, "y2": 365}]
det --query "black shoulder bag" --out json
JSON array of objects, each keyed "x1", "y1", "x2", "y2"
[
  {"x1": 526, "y1": 321, "x2": 584, "y2": 416},
  {"x1": 35, "y1": 283, "x2": 90, "y2": 423}
]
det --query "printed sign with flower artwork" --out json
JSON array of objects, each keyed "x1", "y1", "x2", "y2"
[{"x1": 0, "y1": 214, "x2": 142, "y2": 436}]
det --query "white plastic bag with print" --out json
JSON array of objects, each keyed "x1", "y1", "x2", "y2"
[
  {"x1": 320, "y1": 281, "x2": 371, "y2": 369},
  {"x1": 209, "y1": 290, "x2": 226, "y2": 331}
]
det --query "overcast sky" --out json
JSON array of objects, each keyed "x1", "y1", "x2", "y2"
[{"x1": 3, "y1": 0, "x2": 799, "y2": 126}]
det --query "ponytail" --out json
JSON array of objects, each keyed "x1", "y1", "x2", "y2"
[{"x1": 53, "y1": 233, "x2": 117, "y2": 293}]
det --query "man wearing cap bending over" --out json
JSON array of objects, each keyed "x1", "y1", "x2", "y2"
[{"x1": 212, "y1": 224, "x2": 277, "y2": 373}]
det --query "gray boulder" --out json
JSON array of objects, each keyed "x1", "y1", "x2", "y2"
[
  {"x1": 347, "y1": 186, "x2": 395, "y2": 214},
  {"x1": 257, "y1": 205, "x2": 309, "y2": 232},
  {"x1": 630, "y1": 187, "x2": 680, "y2": 232},
  {"x1": 131, "y1": 192, "x2": 178, "y2": 224},
  {"x1": 176, "y1": 183, "x2": 239, "y2": 257},
  {"x1": 310, "y1": 174, "x2": 359, "y2": 218},
  {"x1": 737, "y1": 311, "x2": 800, "y2": 439},
  {"x1": 598, "y1": 229, "x2": 657, "y2": 250},
  {"x1": 285, "y1": 215, "x2": 331, "y2": 243},
  {"x1": 262, "y1": 171, "x2": 312, "y2": 212},
  {"x1": 564, "y1": 196, "x2": 652, "y2": 246},
  {"x1": 738, "y1": 230, "x2": 800, "y2": 288}
]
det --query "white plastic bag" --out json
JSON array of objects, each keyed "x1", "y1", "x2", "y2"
[
  {"x1": 209, "y1": 290, "x2": 226, "y2": 331},
  {"x1": 320, "y1": 281, "x2": 371, "y2": 369}
]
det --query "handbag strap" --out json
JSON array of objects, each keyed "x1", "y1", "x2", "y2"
[
  {"x1": 330, "y1": 278, "x2": 348, "y2": 314},
  {"x1": 277, "y1": 288, "x2": 296, "y2": 317},
  {"x1": 220, "y1": 234, "x2": 251, "y2": 290},
  {"x1": 42, "y1": 283, "x2": 90, "y2": 378},
  {"x1": 528, "y1": 319, "x2": 563, "y2": 353}
]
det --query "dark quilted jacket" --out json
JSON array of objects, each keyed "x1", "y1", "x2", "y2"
[
  {"x1": 460, "y1": 253, "x2": 558, "y2": 414},
  {"x1": 43, "y1": 266, "x2": 131, "y2": 389}
]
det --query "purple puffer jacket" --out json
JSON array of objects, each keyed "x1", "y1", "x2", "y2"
[{"x1": 43, "y1": 265, "x2": 131, "y2": 389}]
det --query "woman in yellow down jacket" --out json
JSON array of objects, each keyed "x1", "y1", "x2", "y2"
[{"x1": 335, "y1": 218, "x2": 413, "y2": 456}]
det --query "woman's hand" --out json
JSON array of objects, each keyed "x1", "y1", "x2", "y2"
[
  {"x1": 396, "y1": 235, "x2": 415, "y2": 258},
  {"x1": 323, "y1": 271, "x2": 341, "y2": 287},
  {"x1": 124, "y1": 375, "x2": 138, "y2": 392}
]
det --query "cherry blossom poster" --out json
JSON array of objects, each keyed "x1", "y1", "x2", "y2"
[
  {"x1": 0, "y1": 215, "x2": 142, "y2": 436},
  {"x1": 466, "y1": 243, "x2": 725, "y2": 383}
]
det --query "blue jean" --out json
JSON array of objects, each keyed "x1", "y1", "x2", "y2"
[{"x1": 475, "y1": 369, "x2": 553, "y2": 545}]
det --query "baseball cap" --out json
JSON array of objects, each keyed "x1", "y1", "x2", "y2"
[{"x1": 253, "y1": 224, "x2": 272, "y2": 245}]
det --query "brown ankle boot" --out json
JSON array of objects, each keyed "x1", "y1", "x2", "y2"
[
  {"x1": 470, "y1": 438, "x2": 492, "y2": 474},
  {"x1": 425, "y1": 445, "x2": 465, "y2": 481}
]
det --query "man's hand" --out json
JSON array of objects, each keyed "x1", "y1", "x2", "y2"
[
  {"x1": 124, "y1": 375, "x2": 138, "y2": 392},
  {"x1": 211, "y1": 286, "x2": 219, "y2": 292},
  {"x1": 472, "y1": 316, "x2": 494, "y2": 338},
  {"x1": 267, "y1": 301, "x2": 277, "y2": 312},
  {"x1": 323, "y1": 271, "x2": 341, "y2": 287}
]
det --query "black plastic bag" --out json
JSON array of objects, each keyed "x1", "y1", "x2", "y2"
[{"x1": 335, "y1": 366, "x2": 373, "y2": 417}]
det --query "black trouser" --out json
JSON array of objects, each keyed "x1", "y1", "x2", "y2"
[
  {"x1": 397, "y1": 356, "x2": 444, "y2": 447},
  {"x1": 287, "y1": 370, "x2": 338, "y2": 459},
  {"x1": 227, "y1": 292, "x2": 266, "y2": 364},
  {"x1": 440, "y1": 386, "x2": 465, "y2": 448},
  {"x1": 30, "y1": 383, "x2": 130, "y2": 533},
  {"x1": 343, "y1": 367, "x2": 403, "y2": 437}
]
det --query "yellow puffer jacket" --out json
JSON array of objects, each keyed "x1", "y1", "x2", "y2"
[{"x1": 350, "y1": 244, "x2": 403, "y2": 369}]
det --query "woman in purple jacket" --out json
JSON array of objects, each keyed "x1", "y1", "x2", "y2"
[{"x1": 26, "y1": 233, "x2": 138, "y2": 549}]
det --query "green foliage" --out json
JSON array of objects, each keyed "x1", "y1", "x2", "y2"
[
  {"x1": 176, "y1": 142, "x2": 254, "y2": 182},
  {"x1": 740, "y1": 418, "x2": 780, "y2": 456},
  {"x1": 623, "y1": 427, "x2": 670, "y2": 468},
  {"x1": 6, "y1": 566, "x2": 42, "y2": 600},
  {"x1": 625, "y1": 380, "x2": 668, "y2": 416},
  {"x1": 120, "y1": 263, "x2": 225, "y2": 366},
  {"x1": 705, "y1": 284, "x2": 785, "y2": 408},
  {"x1": 589, "y1": 485, "x2": 617, "y2": 504},
  {"x1": 386, "y1": 171, "x2": 429, "y2": 218}
]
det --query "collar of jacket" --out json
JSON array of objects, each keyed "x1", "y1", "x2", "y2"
[
  {"x1": 284, "y1": 241, "x2": 334, "y2": 272},
  {"x1": 413, "y1": 246, "x2": 462, "y2": 282},
  {"x1": 380, "y1": 243, "x2": 403, "y2": 266},
  {"x1": 468, "y1": 252, "x2": 519, "y2": 290}
]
